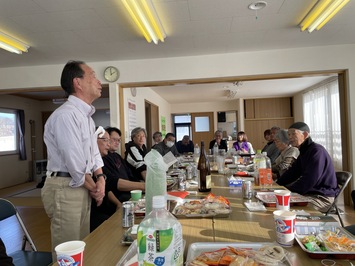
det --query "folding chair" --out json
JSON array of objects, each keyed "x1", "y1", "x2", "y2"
[
  {"x1": 0, "y1": 198, "x2": 52, "y2": 266},
  {"x1": 324, "y1": 171, "x2": 352, "y2": 227}
]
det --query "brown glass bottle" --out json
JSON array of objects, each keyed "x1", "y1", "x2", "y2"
[{"x1": 197, "y1": 141, "x2": 211, "y2": 192}]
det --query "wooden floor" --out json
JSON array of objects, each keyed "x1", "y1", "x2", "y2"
[{"x1": 0, "y1": 181, "x2": 355, "y2": 256}]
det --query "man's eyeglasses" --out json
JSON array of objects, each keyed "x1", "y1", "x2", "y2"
[
  {"x1": 111, "y1": 138, "x2": 121, "y2": 143},
  {"x1": 98, "y1": 138, "x2": 111, "y2": 144}
]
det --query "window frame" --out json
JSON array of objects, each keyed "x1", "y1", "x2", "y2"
[{"x1": 0, "y1": 108, "x2": 19, "y2": 156}]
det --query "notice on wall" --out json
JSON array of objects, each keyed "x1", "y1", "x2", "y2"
[
  {"x1": 161, "y1": 116, "x2": 166, "y2": 136},
  {"x1": 128, "y1": 99, "x2": 137, "y2": 136}
]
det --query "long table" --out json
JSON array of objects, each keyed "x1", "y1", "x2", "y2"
[{"x1": 54, "y1": 173, "x2": 354, "y2": 265}]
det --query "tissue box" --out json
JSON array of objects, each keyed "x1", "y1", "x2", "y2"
[{"x1": 228, "y1": 178, "x2": 243, "y2": 187}]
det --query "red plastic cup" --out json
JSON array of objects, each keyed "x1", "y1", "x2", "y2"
[
  {"x1": 55, "y1": 240, "x2": 85, "y2": 266},
  {"x1": 274, "y1": 190, "x2": 291, "y2": 210}
]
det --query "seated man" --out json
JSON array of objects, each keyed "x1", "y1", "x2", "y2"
[
  {"x1": 209, "y1": 130, "x2": 228, "y2": 152},
  {"x1": 91, "y1": 128, "x2": 145, "y2": 232},
  {"x1": 176, "y1": 135, "x2": 194, "y2": 154},
  {"x1": 261, "y1": 126, "x2": 280, "y2": 164},
  {"x1": 276, "y1": 122, "x2": 339, "y2": 212},
  {"x1": 152, "y1": 132, "x2": 180, "y2": 156},
  {"x1": 152, "y1": 131, "x2": 163, "y2": 145}
]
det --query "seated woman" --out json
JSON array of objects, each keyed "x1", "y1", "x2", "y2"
[
  {"x1": 209, "y1": 130, "x2": 228, "y2": 152},
  {"x1": 232, "y1": 131, "x2": 255, "y2": 154},
  {"x1": 272, "y1": 129, "x2": 300, "y2": 180},
  {"x1": 125, "y1": 127, "x2": 148, "y2": 182}
]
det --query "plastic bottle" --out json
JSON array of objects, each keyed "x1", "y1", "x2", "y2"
[
  {"x1": 193, "y1": 143, "x2": 200, "y2": 164},
  {"x1": 259, "y1": 152, "x2": 272, "y2": 187},
  {"x1": 253, "y1": 150, "x2": 263, "y2": 186},
  {"x1": 197, "y1": 141, "x2": 211, "y2": 192},
  {"x1": 213, "y1": 141, "x2": 219, "y2": 156},
  {"x1": 137, "y1": 195, "x2": 183, "y2": 266}
]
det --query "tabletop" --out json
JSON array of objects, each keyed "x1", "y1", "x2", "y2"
[{"x1": 53, "y1": 172, "x2": 354, "y2": 266}]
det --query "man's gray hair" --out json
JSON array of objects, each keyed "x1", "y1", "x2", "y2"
[
  {"x1": 131, "y1": 127, "x2": 147, "y2": 140},
  {"x1": 275, "y1": 129, "x2": 289, "y2": 144}
]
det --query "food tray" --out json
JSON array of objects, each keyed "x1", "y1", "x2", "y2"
[
  {"x1": 171, "y1": 199, "x2": 231, "y2": 218},
  {"x1": 186, "y1": 242, "x2": 291, "y2": 265},
  {"x1": 255, "y1": 191, "x2": 310, "y2": 207},
  {"x1": 295, "y1": 225, "x2": 355, "y2": 259}
]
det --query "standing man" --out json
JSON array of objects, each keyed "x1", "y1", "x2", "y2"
[
  {"x1": 41, "y1": 60, "x2": 106, "y2": 259},
  {"x1": 152, "y1": 132, "x2": 180, "y2": 156},
  {"x1": 276, "y1": 122, "x2": 338, "y2": 212}
]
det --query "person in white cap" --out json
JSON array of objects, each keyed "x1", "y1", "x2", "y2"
[{"x1": 276, "y1": 122, "x2": 338, "y2": 212}]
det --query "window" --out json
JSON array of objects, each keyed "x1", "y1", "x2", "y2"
[
  {"x1": 174, "y1": 114, "x2": 192, "y2": 141},
  {"x1": 0, "y1": 108, "x2": 18, "y2": 155},
  {"x1": 303, "y1": 77, "x2": 341, "y2": 169}
]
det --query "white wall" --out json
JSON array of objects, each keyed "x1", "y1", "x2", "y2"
[
  {"x1": 122, "y1": 87, "x2": 171, "y2": 144},
  {"x1": 0, "y1": 44, "x2": 354, "y2": 188}
]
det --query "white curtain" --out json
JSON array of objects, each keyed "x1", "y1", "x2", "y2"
[{"x1": 303, "y1": 77, "x2": 342, "y2": 170}]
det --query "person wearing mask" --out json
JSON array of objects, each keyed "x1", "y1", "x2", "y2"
[
  {"x1": 176, "y1": 135, "x2": 194, "y2": 154},
  {"x1": 272, "y1": 129, "x2": 299, "y2": 179},
  {"x1": 276, "y1": 122, "x2": 338, "y2": 212},
  {"x1": 152, "y1": 131, "x2": 163, "y2": 145},
  {"x1": 232, "y1": 131, "x2": 255, "y2": 154},
  {"x1": 152, "y1": 132, "x2": 180, "y2": 156},
  {"x1": 261, "y1": 126, "x2": 280, "y2": 164},
  {"x1": 42, "y1": 60, "x2": 105, "y2": 259},
  {"x1": 209, "y1": 130, "x2": 228, "y2": 152},
  {"x1": 91, "y1": 128, "x2": 145, "y2": 231},
  {"x1": 125, "y1": 127, "x2": 148, "y2": 181}
]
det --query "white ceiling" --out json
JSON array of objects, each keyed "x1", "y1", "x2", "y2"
[{"x1": 1, "y1": 0, "x2": 354, "y2": 103}]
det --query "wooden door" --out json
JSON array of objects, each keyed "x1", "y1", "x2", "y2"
[
  {"x1": 191, "y1": 112, "x2": 214, "y2": 152},
  {"x1": 145, "y1": 100, "x2": 159, "y2": 149}
]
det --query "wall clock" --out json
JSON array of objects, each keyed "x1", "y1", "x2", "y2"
[{"x1": 104, "y1": 66, "x2": 119, "y2": 82}]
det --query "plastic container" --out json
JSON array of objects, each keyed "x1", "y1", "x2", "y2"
[
  {"x1": 259, "y1": 152, "x2": 272, "y2": 187},
  {"x1": 137, "y1": 195, "x2": 184, "y2": 266}
]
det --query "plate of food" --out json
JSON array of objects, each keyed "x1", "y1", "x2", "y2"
[
  {"x1": 255, "y1": 191, "x2": 310, "y2": 207},
  {"x1": 186, "y1": 242, "x2": 291, "y2": 265},
  {"x1": 295, "y1": 225, "x2": 355, "y2": 259},
  {"x1": 172, "y1": 193, "x2": 231, "y2": 218}
]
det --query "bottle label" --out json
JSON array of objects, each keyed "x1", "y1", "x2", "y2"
[
  {"x1": 137, "y1": 223, "x2": 183, "y2": 266},
  {"x1": 206, "y1": 174, "x2": 211, "y2": 189},
  {"x1": 259, "y1": 168, "x2": 273, "y2": 185}
]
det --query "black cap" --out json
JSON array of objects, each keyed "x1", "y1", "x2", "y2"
[{"x1": 289, "y1": 122, "x2": 310, "y2": 133}]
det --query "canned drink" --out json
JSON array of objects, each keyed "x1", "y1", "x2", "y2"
[
  {"x1": 122, "y1": 201, "x2": 134, "y2": 228},
  {"x1": 242, "y1": 180, "x2": 252, "y2": 199},
  {"x1": 178, "y1": 174, "x2": 186, "y2": 191}
]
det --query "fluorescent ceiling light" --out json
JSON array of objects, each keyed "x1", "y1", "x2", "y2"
[
  {"x1": 122, "y1": 0, "x2": 166, "y2": 44},
  {"x1": 0, "y1": 31, "x2": 29, "y2": 54},
  {"x1": 300, "y1": 0, "x2": 350, "y2": 33}
]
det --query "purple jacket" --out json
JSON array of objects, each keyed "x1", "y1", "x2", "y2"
[
  {"x1": 277, "y1": 137, "x2": 338, "y2": 197},
  {"x1": 233, "y1": 141, "x2": 249, "y2": 152}
]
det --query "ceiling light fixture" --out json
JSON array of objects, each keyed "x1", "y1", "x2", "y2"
[
  {"x1": 122, "y1": 0, "x2": 166, "y2": 44},
  {"x1": 0, "y1": 31, "x2": 29, "y2": 54},
  {"x1": 300, "y1": 0, "x2": 350, "y2": 33}
]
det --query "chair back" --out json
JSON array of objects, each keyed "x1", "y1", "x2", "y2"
[
  {"x1": 0, "y1": 198, "x2": 17, "y2": 221},
  {"x1": 335, "y1": 171, "x2": 352, "y2": 202}
]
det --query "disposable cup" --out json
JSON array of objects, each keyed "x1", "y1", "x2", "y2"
[
  {"x1": 274, "y1": 190, "x2": 291, "y2": 210},
  {"x1": 131, "y1": 190, "x2": 142, "y2": 201},
  {"x1": 273, "y1": 210, "x2": 296, "y2": 247},
  {"x1": 55, "y1": 240, "x2": 85, "y2": 266}
]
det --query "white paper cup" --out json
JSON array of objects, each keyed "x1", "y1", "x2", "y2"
[
  {"x1": 274, "y1": 190, "x2": 291, "y2": 210},
  {"x1": 131, "y1": 190, "x2": 142, "y2": 201},
  {"x1": 55, "y1": 240, "x2": 85, "y2": 265},
  {"x1": 273, "y1": 210, "x2": 296, "y2": 247}
]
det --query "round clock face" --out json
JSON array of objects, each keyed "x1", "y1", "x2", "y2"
[{"x1": 104, "y1": 66, "x2": 119, "y2": 82}]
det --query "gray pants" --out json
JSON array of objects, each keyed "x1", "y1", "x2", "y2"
[{"x1": 41, "y1": 176, "x2": 91, "y2": 261}]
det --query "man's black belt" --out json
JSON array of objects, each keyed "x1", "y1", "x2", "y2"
[{"x1": 51, "y1": 172, "x2": 71, "y2": 177}]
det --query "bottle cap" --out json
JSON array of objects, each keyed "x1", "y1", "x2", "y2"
[{"x1": 152, "y1": 195, "x2": 166, "y2": 209}]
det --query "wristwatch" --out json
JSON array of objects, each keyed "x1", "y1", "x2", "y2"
[{"x1": 96, "y1": 174, "x2": 107, "y2": 182}]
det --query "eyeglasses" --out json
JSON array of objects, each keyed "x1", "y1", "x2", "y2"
[
  {"x1": 98, "y1": 138, "x2": 111, "y2": 144},
  {"x1": 111, "y1": 138, "x2": 121, "y2": 143}
]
